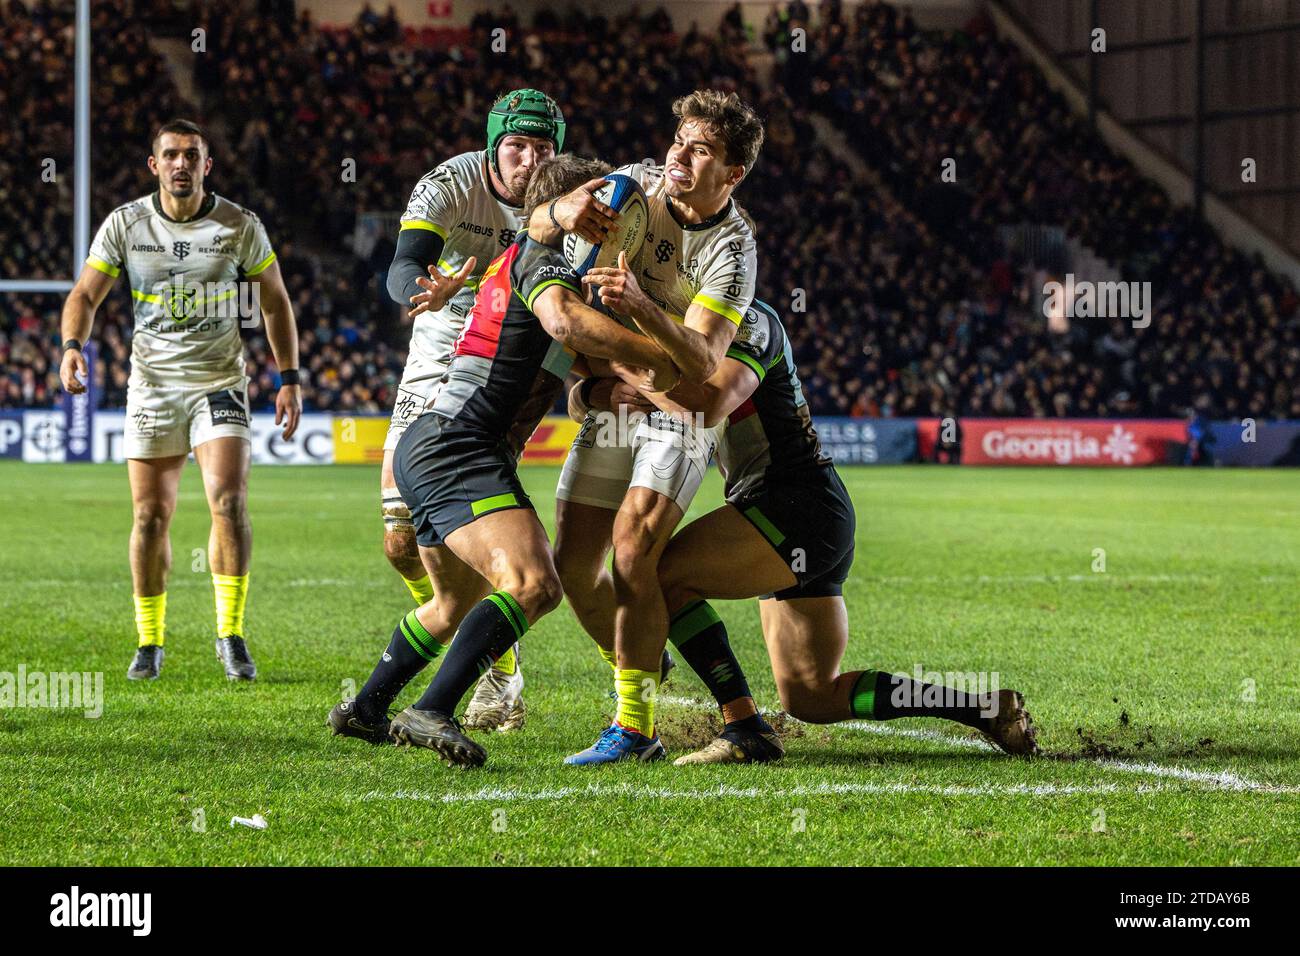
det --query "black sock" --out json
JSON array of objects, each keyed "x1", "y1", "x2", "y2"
[
  {"x1": 354, "y1": 610, "x2": 444, "y2": 723},
  {"x1": 726, "y1": 713, "x2": 774, "y2": 735},
  {"x1": 668, "y1": 600, "x2": 754, "y2": 710},
  {"x1": 414, "y1": 592, "x2": 528, "y2": 715},
  {"x1": 850, "y1": 670, "x2": 991, "y2": 730}
]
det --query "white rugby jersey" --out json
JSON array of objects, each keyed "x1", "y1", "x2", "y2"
[
  {"x1": 616, "y1": 162, "x2": 757, "y2": 328},
  {"x1": 398, "y1": 149, "x2": 527, "y2": 372},
  {"x1": 87, "y1": 192, "x2": 276, "y2": 389}
]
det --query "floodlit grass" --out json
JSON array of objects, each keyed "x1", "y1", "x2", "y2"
[{"x1": 2, "y1": 462, "x2": 1297, "y2": 865}]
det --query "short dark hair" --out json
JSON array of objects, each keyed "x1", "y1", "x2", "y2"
[
  {"x1": 523, "y1": 155, "x2": 613, "y2": 223},
  {"x1": 672, "y1": 90, "x2": 764, "y2": 175},
  {"x1": 152, "y1": 119, "x2": 210, "y2": 154}
]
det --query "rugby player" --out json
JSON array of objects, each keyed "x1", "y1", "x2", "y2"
[
  {"x1": 330, "y1": 156, "x2": 679, "y2": 767},
  {"x1": 382, "y1": 89, "x2": 598, "y2": 730},
  {"x1": 570, "y1": 300, "x2": 1040, "y2": 763},
  {"x1": 58, "y1": 119, "x2": 301, "y2": 682},
  {"x1": 533, "y1": 91, "x2": 763, "y2": 751}
]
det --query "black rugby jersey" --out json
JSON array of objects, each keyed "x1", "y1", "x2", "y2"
[
  {"x1": 430, "y1": 235, "x2": 579, "y2": 457},
  {"x1": 717, "y1": 300, "x2": 832, "y2": 500}
]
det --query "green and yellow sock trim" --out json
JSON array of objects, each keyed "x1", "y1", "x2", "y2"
[
  {"x1": 399, "y1": 609, "x2": 442, "y2": 662},
  {"x1": 486, "y1": 590, "x2": 529, "y2": 640},
  {"x1": 850, "y1": 670, "x2": 878, "y2": 720},
  {"x1": 668, "y1": 599, "x2": 722, "y2": 648}
]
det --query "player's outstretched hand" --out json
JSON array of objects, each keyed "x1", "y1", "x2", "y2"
[
  {"x1": 551, "y1": 178, "x2": 620, "y2": 245},
  {"x1": 583, "y1": 252, "x2": 653, "y2": 322},
  {"x1": 60, "y1": 348, "x2": 88, "y2": 395},
  {"x1": 409, "y1": 257, "x2": 476, "y2": 319},
  {"x1": 276, "y1": 383, "x2": 302, "y2": 440}
]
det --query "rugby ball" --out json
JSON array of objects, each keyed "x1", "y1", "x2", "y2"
[{"x1": 562, "y1": 173, "x2": 648, "y2": 276}]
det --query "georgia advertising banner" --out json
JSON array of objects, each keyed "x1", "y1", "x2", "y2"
[{"x1": 958, "y1": 419, "x2": 1187, "y2": 466}]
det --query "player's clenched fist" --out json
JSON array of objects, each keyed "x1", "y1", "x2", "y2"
[
  {"x1": 583, "y1": 251, "x2": 654, "y2": 323},
  {"x1": 60, "y1": 347, "x2": 88, "y2": 395},
  {"x1": 408, "y1": 256, "x2": 476, "y2": 319}
]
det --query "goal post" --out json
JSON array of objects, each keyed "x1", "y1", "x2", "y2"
[{"x1": 0, "y1": 0, "x2": 90, "y2": 294}]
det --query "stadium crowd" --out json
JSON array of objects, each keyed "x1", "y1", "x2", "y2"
[
  {"x1": 788, "y1": 0, "x2": 1300, "y2": 420},
  {"x1": 3, "y1": 0, "x2": 1297, "y2": 423}
]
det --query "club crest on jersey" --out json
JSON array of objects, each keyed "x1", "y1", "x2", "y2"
[
  {"x1": 164, "y1": 284, "x2": 198, "y2": 319},
  {"x1": 172, "y1": 241, "x2": 191, "y2": 261}
]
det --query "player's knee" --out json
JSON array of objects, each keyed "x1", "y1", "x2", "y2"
[
  {"x1": 210, "y1": 487, "x2": 247, "y2": 524},
  {"x1": 132, "y1": 504, "x2": 172, "y2": 539},
  {"x1": 657, "y1": 563, "x2": 698, "y2": 615},
  {"x1": 506, "y1": 568, "x2": 563, "y2": 622},
  {"x1": 555, "y1": 552, "x2": 597, "y2": 603},
  {"x1": 611, "y1": 524, "x2": 664, "y2": 588},
  {"x1": 382, "y1": 527, "x2": 418, "y2": 566}
]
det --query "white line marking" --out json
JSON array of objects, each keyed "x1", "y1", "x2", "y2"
[
  {"x1": 1095, "y1": 760, "x2": 1275, "y2": 791},
  {"x1": 656, "y1": 695, "x2": 1299, "y2": 792},
  {"x1": 861, "y1": 573, "x2": 1296, "y2": 586}
]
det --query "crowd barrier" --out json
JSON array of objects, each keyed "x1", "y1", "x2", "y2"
[{"x1": 2, "y1": 409, "x2": 1293, "y2": 467}]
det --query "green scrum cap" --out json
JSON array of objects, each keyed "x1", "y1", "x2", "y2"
[{"x1": 486, "y1": 88, "x2": 565, "y2": 175}]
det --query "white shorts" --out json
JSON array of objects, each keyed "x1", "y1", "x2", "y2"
[
  {"x1": 556, "y1": 409, "x2": 722, "y2": 513},
  {"x1": 384, "y1": 355, "x2": 446, "y2": 452},
  {"x1": 124, "y1": 376, "x2": 251, "y2": 459}
]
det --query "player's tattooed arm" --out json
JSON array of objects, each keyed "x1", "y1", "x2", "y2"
[
  {"x1": 59, "y1": 263, "x2": 117, "y2": 394},
  {"x1": 583, "y1": 252, "x2": 735, "y2": 382},
  {"x1": 532, "y1": 285, "x2": 679, "y2": 392},
  {"x1": 248, "y1": 260, "x2": 303, "y2": 440}
]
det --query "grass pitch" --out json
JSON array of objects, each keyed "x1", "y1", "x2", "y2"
[{"x1": 1, "y1": 461, "x2": 1298, "y2": 866}]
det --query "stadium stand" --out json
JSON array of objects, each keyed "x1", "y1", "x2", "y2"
[{"x1": 3, "y1": 0, "x2": 1298, "y2": 423}]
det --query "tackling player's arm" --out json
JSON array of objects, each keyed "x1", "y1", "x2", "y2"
[
  {"x1": 58, "y1": 264, "x2": 118, "y2": 395},
  {"x1": 619, "y1": 355, "x2": 758, "y2": 428},
  {"x1": 583, "y1": 251, "x2": 736, "y2": 383},
  {"x1": 530, "y1": 285, "x2": 679, "y2": 392},
  {"x1": 246, "y1": 259, "x2": 302, "y2": 440}
]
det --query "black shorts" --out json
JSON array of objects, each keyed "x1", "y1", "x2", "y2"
[
  {"x1": 392, "y1": 413, "x2": 534, "y2": 548},
  {"x1": 730, "y1": 467, "x2": 856, "y2": 601}
]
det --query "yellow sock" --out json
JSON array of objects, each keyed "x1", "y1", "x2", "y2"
[
  {"x1": 493, "y1": 644, "x2": 517, "y2": 675},
  {"x1": 597, "y1": 645, "x2": 617, "y2": 673},
  {"x1": 403, "y1": 573, "x2": 434, "y2": 605},
  {"x1": 213, "y1": 573, "x2": 249, "y2": 638},
  {"x1": 134, "y1": 593, "x2": 166, "y2": 647},
  {"x1": 614, "y1": 667, "x2": 658, "y2": 737}
]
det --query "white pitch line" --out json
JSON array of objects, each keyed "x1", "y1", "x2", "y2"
[
  {"x1": 362, "y1": 780, "x2": 1156, "y2": 805},
  {"x1": 860, "y1": 573, "x2": 1295, "y2": 585},
  {"x1": 1092, "y1": 760, "x2": 1294, "y2": 792},
  {"x1": 656, "y1": 695, "x2": 1296, "y2": 793}
]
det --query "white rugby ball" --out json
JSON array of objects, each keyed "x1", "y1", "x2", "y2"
[{"x1": 562, "y1": 173, "x2": 648, "y2": 276}]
